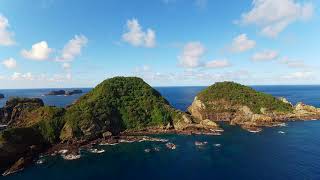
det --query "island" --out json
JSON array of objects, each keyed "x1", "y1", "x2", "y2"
[
  {"x1": 188, "y1": 81, "x2": 320, "y2": 132},
  {"x1": 46, "y1": 89, "x2": 83, "y2": 96},
  {"x1": 0, "y1": 77, "x2": 221, "y2": 176}
]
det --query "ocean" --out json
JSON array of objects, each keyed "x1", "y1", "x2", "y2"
[{"x1": 2, "y1": 85, "x2": 320, "y2": 180}]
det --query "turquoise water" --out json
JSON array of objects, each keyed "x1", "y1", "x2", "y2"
[{"x1": 2, "y1": 86, "x2": 320, "y2": 179}]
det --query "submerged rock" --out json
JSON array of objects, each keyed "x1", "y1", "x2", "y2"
[
  {"x1": 194, "y1": 141, "x2": 208, "y2": 146},
  {"x1": 165, "y1": 142, "x2": 176, "y2": 150}
]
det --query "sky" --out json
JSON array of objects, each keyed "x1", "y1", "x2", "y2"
[{"x1": 0, "y1": 0, "x2": 319, "y2": 88}]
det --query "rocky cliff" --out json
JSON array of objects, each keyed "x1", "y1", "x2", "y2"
[{"x1": 188, "y1": 81, "x2": 320, "y2": 131}]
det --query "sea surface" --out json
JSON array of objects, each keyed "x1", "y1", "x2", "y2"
[{"x1": 2, "y1": 85, "x2": 320, "y2": 180}]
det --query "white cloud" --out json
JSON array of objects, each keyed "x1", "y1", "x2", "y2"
[
  {"x1": 10, "y1": 72, "x2": 72, "y2": 82},
  {"x1": 21, "y1": 41, "x2": 53, "y2": 61},
  {"x1": 205, "y1": 59, "x2": 231, "y2": 68},
  {"x1": 252, "y1": 50, "x2": 278, "y2": 61},
  {"x1": 230, "y1": 34, "x2": 256, "y2": 53},
  {"x1": 48, "y1": 73, "x2": 72, "y2": 82},
  {"x1": 62, "y1": 62, "x2": 71, "y2": 70},
  {"x1": 11, "y1": 72, "x2": 34, "y2": 81},
  {"x1": 0, "y1": 14, "x2": 15, "y2": 46},
  {"x1": 279, "y1": 57, "x2": 306, "y2": 68},
  {"x1": 2, "y1": 57, "x2": 17, "y2": 69},
  {"x1": 122, "y1": 19, "x2": 156, "y2": 48},
  {"x1": 57, "y1": 35, "x2": 88, "y2": 62},
  {"x1": 281, "y1": 71, "x2": 313, "y2": 80},
  {"x1": 179, "y1": 42, "x2": 205, "y2": 68},
  {"x1": 239, "y1": 0, "x2": 314, "y2": 37}
]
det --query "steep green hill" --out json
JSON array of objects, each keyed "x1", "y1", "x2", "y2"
[
  {"x1": 197, "y1": 81, "x2": 293, "y2": 114},
  {"x1": 61, "y1": 77, "x2": 177, "y2": 140}
]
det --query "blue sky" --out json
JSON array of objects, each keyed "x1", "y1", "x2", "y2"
[{"x1": 0, "y1": 0, "x2": 319, "y2": 88}]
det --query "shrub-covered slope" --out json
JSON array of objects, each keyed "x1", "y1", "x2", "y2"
[
  {"x1": 60, "y1": 77, "x2": 177, "y2": 140},
  {"x1": 197, "y1": 81, "x2": 293, "y2": 114}
]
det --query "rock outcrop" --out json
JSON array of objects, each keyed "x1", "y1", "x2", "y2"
[
  {"x1": 0, "y1": 98, "x2": 44, "y2": 126},
  {"x1": 188, "y1": 81, "x2": 320, "y2": 131}
]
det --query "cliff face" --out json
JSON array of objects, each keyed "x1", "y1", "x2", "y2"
[
  {"x1": 0, "y1": 98, "x2": 44, "y2": 126},
  {"x1": 0, "y1": 98, "x2": 65, "y2": 172},
  {"x1": 188, "y1": 82, "x2": 320, "y2": 131}
]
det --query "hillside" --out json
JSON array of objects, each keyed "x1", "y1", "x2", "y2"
[
  {"x1": 188, "y1": 81, "x2": 304, "y2": 131},
  {"x1": 197, "y1": 82, "x2": 293, "y2": 114},
  {"x1": 60, "y1": 77, "x2": 179, "y2": 140}
]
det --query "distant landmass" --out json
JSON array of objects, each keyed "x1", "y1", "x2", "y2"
[
  {"x1": 0, "y1": 77, "x2": 320, "y2": 176},
  {"x1": 46, "y1": 89, "x2": 83, "y2": 96}
]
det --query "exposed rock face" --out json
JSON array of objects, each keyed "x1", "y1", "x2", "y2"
[
  {"x1": 188, "y1": 82, "x2": 320, "y2": 131},
  {"x1": 188, "y1": 96, "x2": 206, "y2": 120},
  {"x1": 0, "y1": 98, "x2": 44, "y2": 126}
]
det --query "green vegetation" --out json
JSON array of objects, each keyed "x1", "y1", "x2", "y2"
[
  {"x1": 32, "y1": 107, "x2": 65, "y2": 144},
  {"x1": 198, "y1": 81, "x2": 293, "y2": 114},
  {"x1": 62, "y1": 77, "x2": 175, "y2": 139},
  {"x1": 0, "y1": 106, "x2": 65, "y2": 145}
]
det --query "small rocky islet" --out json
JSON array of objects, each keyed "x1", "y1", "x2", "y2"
[
  {"x1": 0, "y1": 77, "x2": 319, "y2": 176},
  {"x1": 45, "y1": 89, "x2": 83, "y2": 96}
]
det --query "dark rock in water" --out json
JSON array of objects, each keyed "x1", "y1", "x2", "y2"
[
  {"x1": 0, "y1": 97, "x2": 44, "y2": 125},
  {"x1": 0, "y1": 94, "x2": 4, "y2": 99},
  {"x1": 46, "y1": 90, "x2": 66, "y2": 96},
  {"x1": 65, "y1": 90, "x2": 83, "y2": 96},
  {"x1": 2, "y1": 157, "x2": 33, "y2": 176}
]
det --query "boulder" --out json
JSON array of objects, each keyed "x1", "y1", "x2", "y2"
[
  {"x1": 200, "y1": 119, "x2": 218, "y2": 128},
  {"x1": 102, "y1": 131, "x2": 112, "y2": 138}
]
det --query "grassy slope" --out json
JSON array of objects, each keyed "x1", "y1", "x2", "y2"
[{"x1": 197, "y1": 82, "x2": 293, "y2": 114}]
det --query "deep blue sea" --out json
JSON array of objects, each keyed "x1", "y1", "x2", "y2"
[{"x1": 2, "y1": 86, "x2": 320, "y2": 180}]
